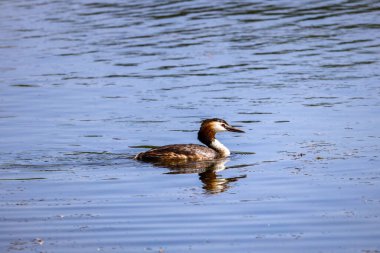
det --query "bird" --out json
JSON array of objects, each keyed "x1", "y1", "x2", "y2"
[{"x1": 135, "y1": 118, "x2": 244, "y2": 162}]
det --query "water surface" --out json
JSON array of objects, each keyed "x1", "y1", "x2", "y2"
[{"x1": 1, "y1": 0, "x2": 380, "y2": 252}]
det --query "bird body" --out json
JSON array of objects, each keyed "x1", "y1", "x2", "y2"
[
  {"x1": 135, "y1": 118, "x2": 244, "y2": 162},
  {"x1": 135, "y1": 144, "x2": 218, "y2": 161}
]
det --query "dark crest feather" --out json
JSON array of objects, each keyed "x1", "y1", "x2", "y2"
[{"x1": 200, "y1": 118, "x2": 228, "y2": 126}]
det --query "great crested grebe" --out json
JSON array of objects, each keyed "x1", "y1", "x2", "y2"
[{"x1": 135, "y1": 118, "x2": 244, "y2": 162}]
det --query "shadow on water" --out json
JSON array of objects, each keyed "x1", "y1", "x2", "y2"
[{"x1": 136, "y1": 158, "x2": 249, "y2": 194}]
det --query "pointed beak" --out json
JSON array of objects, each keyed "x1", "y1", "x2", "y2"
[{"x1": 225, "y1": 125, "x2": 245, "y2": 133}]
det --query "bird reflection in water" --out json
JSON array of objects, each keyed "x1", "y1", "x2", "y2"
[{"x1": 149, "y1": 158, "x2": 247, "y2": 194}]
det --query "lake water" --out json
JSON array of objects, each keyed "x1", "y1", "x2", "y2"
[{"x1": 1, "y1": 0, "x2": 380, "y2": 252}]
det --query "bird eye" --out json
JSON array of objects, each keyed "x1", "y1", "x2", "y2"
[{"x1": 222, "y1": 123, "x2": 227, "y2": 128}]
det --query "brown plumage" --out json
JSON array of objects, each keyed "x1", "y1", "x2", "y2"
[
  {"x1": 135, "y1": 144, "x2": 219, "y2": 161},
  {"x1": 135, "y1": 118, "x2": 244, "y2": 162}
]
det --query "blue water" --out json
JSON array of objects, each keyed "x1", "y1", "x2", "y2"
[{"x1": 1, "y1": 0, "x2": 380, "y2": 252}]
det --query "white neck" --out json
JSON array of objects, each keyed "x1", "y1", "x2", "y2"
[{"x1": 210, "y1": 139, "x2": 230, "y2": 157}]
